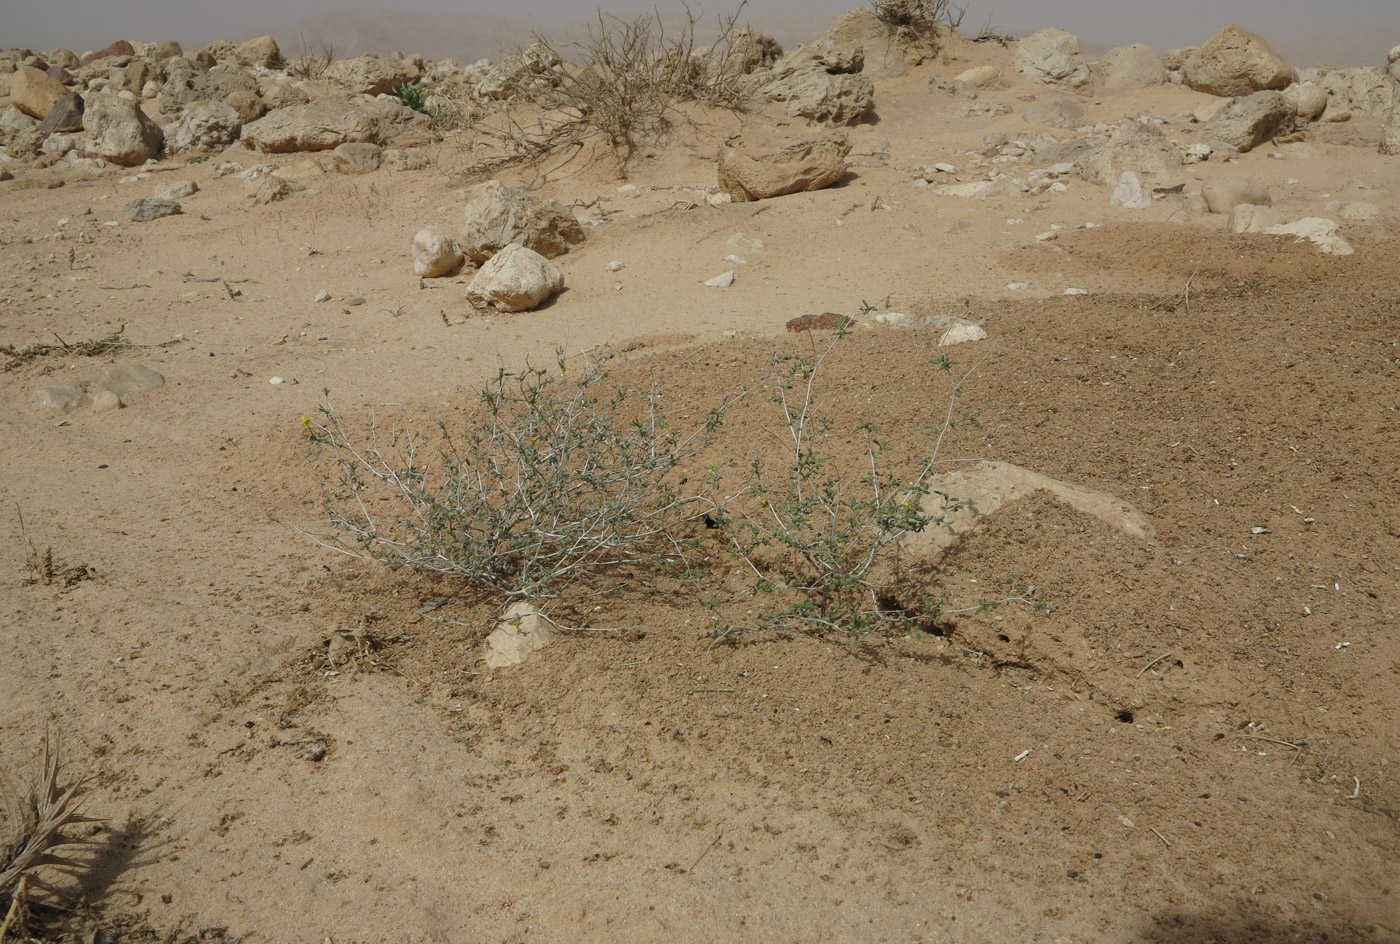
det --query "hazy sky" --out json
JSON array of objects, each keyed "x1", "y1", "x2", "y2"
[{"x1": 8, "y1": 0, "x2": 1400, "y2": 54}]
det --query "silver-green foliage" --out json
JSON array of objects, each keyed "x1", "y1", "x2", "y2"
[{"x1": 309, "y1": 351, "x2": 725, "y2": 602}]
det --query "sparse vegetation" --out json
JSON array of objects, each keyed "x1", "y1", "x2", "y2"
[
  {"x1": 1, "y1": 737, "x2": 96, "y2": 940},
  {"x1": 716, "y1": 327, "x2": 975, "y2": 641},
  {"x1": 868, "y1": 0, "x2": 967, "y2": 31},
  {"x1": 307, "y1": 349, "x2": 729, "y2": 604},
  {"x1": 461, "y1": 2, "x2": 757, "y2": 175},
  {"x1": 288, "y1": 32, "x2": 336, "y2": 80}
]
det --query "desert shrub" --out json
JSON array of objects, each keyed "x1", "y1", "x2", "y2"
[
  {"x1": 718, "y1": 327, "x2": 976, "y2": 641},
  {"x1": 1, "y1": 737, "x2": 95, "y2": 935},
  {"x1": 461, "y1": 1, "x2": 756, "y2": 174},
  {"x1": 392, "y1": 82, "x2": 460, "y2": 129},
  {"x1": 307, "y1": 350, "x2": 728, "y2": 603},
  {"x1": 869, "y1": 0, "x2": 967, "y2": 31},
  {"x1": 287, "y1": 32, "x2": 335, "y2": 80}
]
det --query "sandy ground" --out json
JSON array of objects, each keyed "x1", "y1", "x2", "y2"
[{"x1": 2, "y1": 31, "x2": 1399, "y2": 944}]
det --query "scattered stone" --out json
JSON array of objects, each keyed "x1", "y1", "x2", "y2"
[
  {"x1": 412, "y1": 226, "x2": 463, "y2": 277},
  {"x1": 1015, "y1": 28, "x2": 1093, "y2": 91},
  {"x1": 1064, "y1": 287, "x2": 1089, "y2": 295},
  {"x1": 9, "y1": 65, "x2": 70, "y2": 119},
  {"x1": 460, "y1": 180, "x2": 586, "y2": 263},
  {"x1": 871, "y1": 313, "x2": 987, "y2": 345},
  {"x1": 155, "y1": 180, "x2": 198, "y2": 200},
  {"x1": 1202, "y1": 177, "x2": 1272, "y2": 213},
  {"x1": 91, "y1": 390, "x2": 122, "y2": 412},
  {"x1": 606, "y1": 261, "x2": 627, "y2": 272},
  {"x1": 41, "y1": 133, "x2": 75, "y2": 155},
  {"x1": 1264, "y1": 217, "x2": 1353, "y2": 254},
  {"x1": 1227, "y1": 204, "x2": 1284, "y2": 232},
  {"x1": 1110, "y1": 171, "x2": 1151, "y2": 208},
  {"x1": 787, "y1": 312, "x2": 848, "y2": 332},
  {"x1": 32, "y1": 363, "x2": 165, "y2": 414},
  {"x1": 718, "y1": 137, "x2": 851, "y2": 202},
  {"x1": 1199, "y1": 91, "x2": 1295, "y2": 152},
  {"x1": 123, "y1": 198, "x2": 182, "y2": 222},
  {"x1": 314, "y1": 289, "x2": 331, "y2": 302},
  {"x1": 31, "y1": 384, "x2": 86, "y2": 413},
  {"x1": 1184, "y1": 142, "x2": 1213, "y2": 164},
  {"x1": 1021, "y1": 100, "x2": 1084, "y2": 128},
  {"x1": 224, "y1": 90, "x2": 266, "y2": 124},
  {"x1": 245, "y1": 175, "x2": 303, "y2": 204},
  {"x1": 382, "y1": 147, "x2": 431, "y2": 172},
  {"x1": 269, "y1": 376, "x2": 285, "y2": 385},
  {"x1": 949, "y1": 100, "x2": 1012, "y2": 119},
  {"x1": 704, "y1": 271, "x2": 736, "y2": 288},
  {"x1": 935, "y1": 179, "x2": 1027, "y2": 198},
  {"x1": 956, "y1": 66, "x2": 1000, "y2": 89},
  {"x1": 483, "y1": 602, "x2": 555, "y2": 669},
  {"x1": 36, "y1": 92, "x2": 85, "y2": 134},
  {"x1": 1339, "y1": 201, "x2": 1380, "y2": 221},
  {"x1": 1074, "y1": 120, "x2": 1182, "y2": 185},
  {"x1": 466, "y1": 243, "x2": 564, "y2": 312},
  {"x1": 83, "y1": 94, "x2": 163, "y2": 165},
  {"x1": 323, "y1": 141, "x2": 383, "y2": 174},
  {"x1": 1183, "y1": 23, "x2": 1295, "y2": 97},
  {"x1": 1099, "y1": 44, "x2": 1168, "y2": 90}
]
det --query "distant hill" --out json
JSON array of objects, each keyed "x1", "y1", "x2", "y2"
[{"x1": 257, "y1": 9, "x2": 837, "y2": 65}]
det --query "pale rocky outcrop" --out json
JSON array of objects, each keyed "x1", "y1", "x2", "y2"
[
  {"x1": 1382, "y1": 46, "x2": 1400, "y2": 156},
  {"x1": 165, "y1": 101, "x2": 243, "y2": 152},
  {"x1": 1021, "y1": 100, "x2": 1083, "y2": 128},
  {"x1": 466, "y1": 244, "x2": 564, "y2": 312},
  {"x1": 240, "y1": 100, "x2": 418, "y2": 152},
  {"x1": 718, "y1": 137, "x2": 850, "y2": 202},
  {"x1": 322, "y1": 141, "x2": 383, "y2": 174},
  {"x1": 1227, "y1": 204, "x2": 1284, "y2": 233},
  {"x1": 1074, "y1": 120, "x2": 1182, "y2": 185},
  {"x1": 763, "y1": 69, "x2": 873, "y2": 125},
  {"x1": 224, "y1": 89, "x2": 266, "y2": 123},
  {"x1": 1015, "y1": 28, "x2": 1092, "y2": 92},
  {"x1": 1098, "y1": 44, "x2": 1167, "y2": 90},
  {"x1": 818, "y1": 7, "x2": 910, "y2": 80},
  {"x1": 83, "y1": 94, "x2": 163, "y2": 164},
  {"x1": 474, "y1": 43, "x2": 561, "y2": 101},
  {"x1": 460, "y1": 180, "x2": 585, "y2": 263},
  {"x1": 1183, "y1": 24, "x2": 1294, "y2": 96},
  {"x1": 1198, "y1": 91, "x2": 1294, "y2": 152},
  {"x1": 324, "y1": 54, "x2": 421, "y2": 97}
]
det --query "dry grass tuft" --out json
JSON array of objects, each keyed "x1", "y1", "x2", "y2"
[{"x1": 1, "y1": 737, "x2": 98, "y2": 940}]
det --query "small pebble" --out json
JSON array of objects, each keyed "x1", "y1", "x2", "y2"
[
  {"x1": 314, "y1": 289, "x2": 331, "y2": 302},
  {"x1": 269, "y1": 376, "x2": 284, "y2": 385}
]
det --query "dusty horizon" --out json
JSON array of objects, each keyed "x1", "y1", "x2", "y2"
[{"x1": 7, "y1": 0, "x2": 1400, "y2": 66}]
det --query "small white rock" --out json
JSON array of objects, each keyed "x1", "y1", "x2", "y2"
[
  {"x1": 314, "y1": 289, "x2": 331, "y2": 302},
  {"x1": 724, "y1": 254, "x2": 747, "y2": 265},
  {"x1": 1064, "y1": 287, "x2": 1089, "y2": 295},
  {"x1": 605, "y1": 261, "x2": 627, "y2": 271},
  {"x1": 704, "y1": 270, "x2": 735, "y2": 288},
  {"x1": 269, "y1": 376, "x2": 284, "y2": 385},
  {"x1": 1007, "y1": 282, "x2": 1029, "y2": 290}
]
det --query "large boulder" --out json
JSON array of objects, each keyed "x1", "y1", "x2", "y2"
[
  {"x1": 324, "y1": 54, "x2": 421, "y2": 97},
  {"x1": 83, "y1": 94, "x2": 163, "y2": 165},
  {"x1": 9, "y1": 65, "x2": 69, "y2": 119},
  {"x1": 1318, "y1": 67, "x2": 1392, "y2": 119},
  {"x1": 819, "y1": 8, "x2": 909, "y2": 80},
  {"x1": 1074, "y1": 120, "x2": 1182, "y2": 185},
  {"x1": 1098, "y1": 44, "x2": 1168, "y2": 90},
  {"x1": 466, "y1": 244, "x2": 564, "y2": 312},
  {"x1": 1282, "y1": 82, "x2": 1329, "y2": 121},
  {"x1": 165, "y1": 101, "x2": 243, "y2": 152},
  {"x1": 718, "y1": 137, "x2": 850, "y2": 201},
  {"x1": 202, "y1": 36, "x2": 284, "y2": 70},
  {"x1": 80, "y1": 41, "x2": 135, "y2": 67},
  {"x1": 1382, "y1": 46, "x2": 1400, "y2": 156},
  {"x1": 1015, "y1": 28, "x2": 1092, "y2": 92},
  {"x1": 240, "y1": 100, "x2": 416, "y2": 152},
  {"x1": 459, "y1": 180, "x2": 585, "y2": 263},
  {"x1": 1198, "y1": 91, "x2": 1294, "y2": 152},
  {"x1": 1183, "y1": 24, "x2": 1294, "y2": 97},
  {"x1": 763, "y1": 69, "x2": 873, "y2": 125}
]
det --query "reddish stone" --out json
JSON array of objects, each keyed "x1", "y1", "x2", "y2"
[
  {"x1": 786, "y1": 312, "x2": 850, "y2": 333},
  {"x1": 80, "y1": 40, "x2": 135, "y2": 66}
]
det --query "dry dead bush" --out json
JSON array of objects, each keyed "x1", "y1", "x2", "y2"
[
  {"x1": 1, "y1": 737, "x2": 97, "y2": 940},
  {"x1": 287, "y1": 32, "x2": 336, "y2": 80},
  {"x1": 460, "y1": 1, "x2": 757, "y2": 176},
  {"x1": 868, "y1": 0, "x2": 967, "y2": 31}
]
